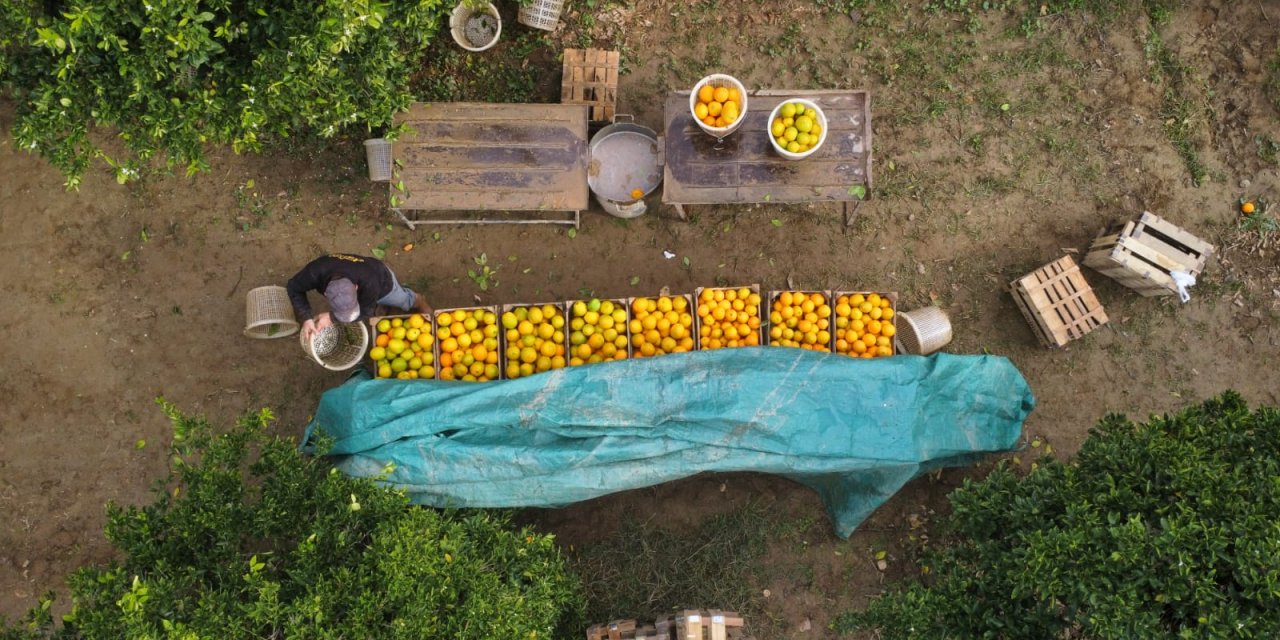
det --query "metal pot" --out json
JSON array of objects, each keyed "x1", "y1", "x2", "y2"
[{"x1": 587, "y1": 118, "x2": 662, "y2": 218}]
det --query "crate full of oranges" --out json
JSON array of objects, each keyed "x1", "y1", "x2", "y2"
[
  {"x1": 369, "y1": 314, "x2": 436, "y2": 379},
  {"x1": 566, "y1": 298, "x2": 631, "y2": 365},
  {"x1": 695, "y1": 286, "x2": 763, "y2": 349},
  {"x1": 435, "y1": 306, "x2": 501, "y2": 381},
  {"x1": 833, "y1": 292, "x2": 895, "y2": 358},
  {"x1": 766, "y1": 291, "x2": 833, "y2": 352},
  {"x1": 629, "y1": 294, "x2": 696, "y2": 356},
  {"x1": 501, "y1": 303, "x2": 569, "y2": 379}
]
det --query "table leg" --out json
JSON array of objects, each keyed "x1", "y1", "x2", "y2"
[
  {"x1": 673, "y1": 203, "x2": 688, "y2": 221},
  {"x1": 393, "y1": 208, "x2": 416, "y2": 230},
  {"x1": 843, "y1": 201, "x2": 863, "y2": 228}
]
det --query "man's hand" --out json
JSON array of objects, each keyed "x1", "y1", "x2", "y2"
[{"x1": 302, "y1": 313, "x2": 334, "y2": 341}]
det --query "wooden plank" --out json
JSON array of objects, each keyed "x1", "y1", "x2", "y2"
[
  {"x1": 1010, "y1": 256, "x2": 1107, "y2": 348},
  {"x1": 397, "y1": 101, "x2": 584, "y2": 125},
  {"x1": 662, "y1": 90, "x2": 871, "y2": 208}
]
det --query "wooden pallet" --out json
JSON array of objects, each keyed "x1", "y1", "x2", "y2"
[
  {"x1": 675, "y1": 610, "x2": 746, "y2": 640},
  {"x1": 586, "y1": 617, "x2": 672, "y2": 640},
  {"x1": 562, "y1": 48, "x2": 620, "y2": 122},
  {"x1": 1010, "y1": 255, "x2": 1108, "y2": 348},
  {"x1": 1083, "y1": 211, "x2": 1215, "y2": 297}
]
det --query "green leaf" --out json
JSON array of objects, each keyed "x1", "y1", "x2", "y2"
[
  {"x1": 847, "y1": 185, "x2": 867, "y2": 200},
  {"x1": 567, "y1": 228, "x2": 577, "y2": 239},
  {"x1": 135, "y1": 439, "x2": 146, "y2": 450},
  {"x1": 371, "y1": 247, "x2": 386, "y2": 259},
  {"x1": 629, "y1": 276, "x2": 640, "y2": 285},
  {"x1": 770, "y1": 218, "x2": 783, "y2": 227},
  {"x1": 245, "y1": 179, "x2": 254, "y2": 189}
]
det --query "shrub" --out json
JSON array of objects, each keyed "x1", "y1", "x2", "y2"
[
  {"x1": 1, "y1": 0, "x2": 447, "y2": 188},
  {"x1": 834, "y1": 391, "x2": 1280, "y2": 638},
  {"x1": 1, "y1": 400, "x2": 584, "y2": 639}
]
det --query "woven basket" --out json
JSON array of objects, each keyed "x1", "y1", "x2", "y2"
[
  {"x1": 300, "y1": 322, "x2": 369, "y2": 371},
  {"x1": 244, "y1": 286, "x2": 299, "y2": 339},
  {"x1": 690, "y1": 74, "x2": 748, "y2": 139},
  {"x1": 896, "y1": 306, "x2": 953, "y2": 355},
  {"x1": 518, "y1": 0, "x2": 565, "y2": 30}
]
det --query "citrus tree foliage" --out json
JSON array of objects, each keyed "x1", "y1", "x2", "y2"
[
  {"x1": 836, "y1": 391, "x2": 1280, "y2": 639},
  {"x1": 3, "y1": 0, "x2": 445, "y2": 188},
  {"x1": 1, "y1": 401, "x2": 584, "y2": 639}
]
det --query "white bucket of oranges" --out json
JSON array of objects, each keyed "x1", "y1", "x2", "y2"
[
  {"x1": 768, "y1": 98, "x2": 827, "y2": 159},
  {"x1": 690, "y1": 74, "x2": 747, "y2": 139}
]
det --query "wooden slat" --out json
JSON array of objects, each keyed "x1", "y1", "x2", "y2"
[
  {"x1": 663, "y1": 90, "x2": 872, "y2": 207},
  {"x1": 1136, "y1": 211, "x2": 1215, "y2": 256}
]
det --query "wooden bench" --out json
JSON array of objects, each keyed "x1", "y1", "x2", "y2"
[
  {"x1": 390, "y1": 102, "x2": 590, "y2": 228},
  {"x1": 661, "y1": 90, "x2": 872, "y2": 226}
]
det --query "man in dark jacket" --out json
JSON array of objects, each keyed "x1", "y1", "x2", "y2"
[{"x1": 287, "y1": 253, "x2": 431, "y2": 340}]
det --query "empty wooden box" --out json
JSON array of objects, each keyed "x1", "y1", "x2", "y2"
[
  {"x1": 1010, "y1": 255, "x2": 1108, "y2": 348},
  {"x1": 562, "y1": 48, "x2": 620, "y2": 122},
  {"x1": 1083, "y1": 211, "x2": 1214, "y2": 297},
  {"x1": 675, "y1": 610, "x2": 745, "y2": 640}
]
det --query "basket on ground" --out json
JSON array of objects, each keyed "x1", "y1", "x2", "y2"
[
  {"x1": 895, "y1": 306, "x2": 952, "y2": 355},
  {"x1": 689, "y1": 74, "x2": 748, "y2": 139},
  {"x1": 518, "y1": 0, "x2": 566, "y2": 30},
  {"x1": 244, "y1": 285, "x2": 299, "y2": 339},
  {"x1": 301, "y1": 321, "x2": 369, "y2": 371},
  {"x1": 768, "y1": 98, "x2": 828, "y2": 160},
  {"x1": 450, "y1": 1, "x2": 501, "y2": 52}
]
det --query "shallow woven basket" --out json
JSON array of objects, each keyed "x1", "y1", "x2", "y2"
[
  {"x1": 689, "y1": 74, "x2": 748, "y2": 139},
  {"x1": 300, "y1": 322, "x2": 369, "y2": 371},
  {"x1": 244, "y1": 286, "x2": 299, "y2": 339}
]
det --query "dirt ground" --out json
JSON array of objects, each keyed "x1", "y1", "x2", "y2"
[{"x1": 2, "y1": 1, "x2": 1279, "y2": 637}]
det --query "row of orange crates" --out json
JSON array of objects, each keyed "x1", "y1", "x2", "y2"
[{"x1": 367, "y1": 287, "x2": 896, "y2": 381}]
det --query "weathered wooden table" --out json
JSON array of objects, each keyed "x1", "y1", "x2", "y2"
[
  {"x1": 390, "y1": 102, "x2": 590, "y2": 228},
  {"x1": 662, "y1": 90, "x2": 872, "y2": 225}
]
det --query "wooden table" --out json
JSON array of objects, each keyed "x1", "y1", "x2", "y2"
[
  {"x1": 661, "y1": 90, "x2": 872, "y2": 225},
  {"x1": 390, "y1": 102, "x2": 590, "y2": 228}
]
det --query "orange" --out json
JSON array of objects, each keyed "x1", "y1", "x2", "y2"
[
  {"x1": 698, "y1": 84, "x2": 715, "y2": 103},
  {"x1": 713, "y1": 86, "x2": 730, "y2": 103},
  {"x1": 375, "y1": 333, "x2": 390, "y2": 347},
  {"x1": 1242, "y1": 201, "x2": 1256, "y2": 214},
  {"x1": 695, "y1": 102, "x2": 709, "y2": 120}
]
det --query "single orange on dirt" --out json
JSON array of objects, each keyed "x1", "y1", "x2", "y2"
[{"x1": 1241, "y1": 201, "x2": 1256, "y2": 214}]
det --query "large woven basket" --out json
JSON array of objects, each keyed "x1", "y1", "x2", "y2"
[
  {"x1": 896, "y1": 306, "x2": 953, "y2": 355},
  {"x1": 518, "y1": 0, "x2": 565, "y2": 30},
  {"x1": 244, "y1": 286, "x2": 299, "y2": 339},
  {"x1": 300, "y1": 322, "x2": 369, "y2": 371}
]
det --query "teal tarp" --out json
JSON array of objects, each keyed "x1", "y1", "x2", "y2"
[{"x1": 304, "y1": 349, "x2": 1034, "y2": 538}]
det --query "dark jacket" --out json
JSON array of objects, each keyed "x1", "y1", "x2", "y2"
[{"x1": 286, "y1": 254, "x2": 394, "y2": 322}]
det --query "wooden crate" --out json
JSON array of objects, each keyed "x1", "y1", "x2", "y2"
[
  {"x1": 675, "y1": 610, "x2": 746, "y2": 640},
  {"x1": 693, "y1": 286, "x2": 764, "y2": 350},
  {"x1": 831, "y1": 291, "x2": 898, "y2": 357},
  {"x1": 367, "y1": 313, "x2": 438, "y2": 380},
  {"x1": 585, "y1": 617, "x2": 672, "y2": 640},
  {"x1": 1083, "y1": 211, "x2": 1215, "y2": 297},
  {"x1": 765, "y1": 290, "x2": 834, "y2": 352},
  {"x1": 1010, "y1": 256, "x2": 1108, "y2": 348},
  {"x1": 562, "y1": 48, "x2": 620, "y2": 122},
  {"x1": 565, "y1": 297, "x2": 632, "y2": 364}
]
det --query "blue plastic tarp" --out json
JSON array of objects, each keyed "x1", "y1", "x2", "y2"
[{"x1": 303, "y1": 349, "x2": 1034, "y2": 538}]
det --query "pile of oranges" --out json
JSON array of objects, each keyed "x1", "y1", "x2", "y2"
[
  {"x1": 370, "y1": 314, "x2": 435, "y2": 379},
  {"x1": 695, "y1": 84, "x2": 741, "y2": 129},
  {"x1": 437, "y1": 308, "x2": 500, "y2": 381},
  {"x1": 834, "y1": 293, "x2": 895, "y2": 358},
  {"x1": 768, "y1": 291, "x2": 832, "y2": 351},
  {"x1": 630, "y1": 296, "x2": 695, "y2": 356},
  {"x1": 501, "y1": 304, "x2": 566, "y2": 379},
  {"x1": 568, "y1": 298, "x2": 630, "y2": 365},
  {"x1": 697, "y1": 287, "x2": 762, "y2": 349}
]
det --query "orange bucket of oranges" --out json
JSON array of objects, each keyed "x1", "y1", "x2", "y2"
[{"x1": 690, "y1": 74, "x2": 748, "y2": 139}]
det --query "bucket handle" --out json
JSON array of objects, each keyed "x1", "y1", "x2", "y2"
[{"x1": 613, "y1": 113, "x2": 634, "y2": 124}]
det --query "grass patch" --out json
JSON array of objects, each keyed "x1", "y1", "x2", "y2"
[
  {"x1": 571, "y1": 502, "x2": 776, "y2": 634},
  {"x1": 1143, "y1": 25, "x2": 1209, "y2": 186}
]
